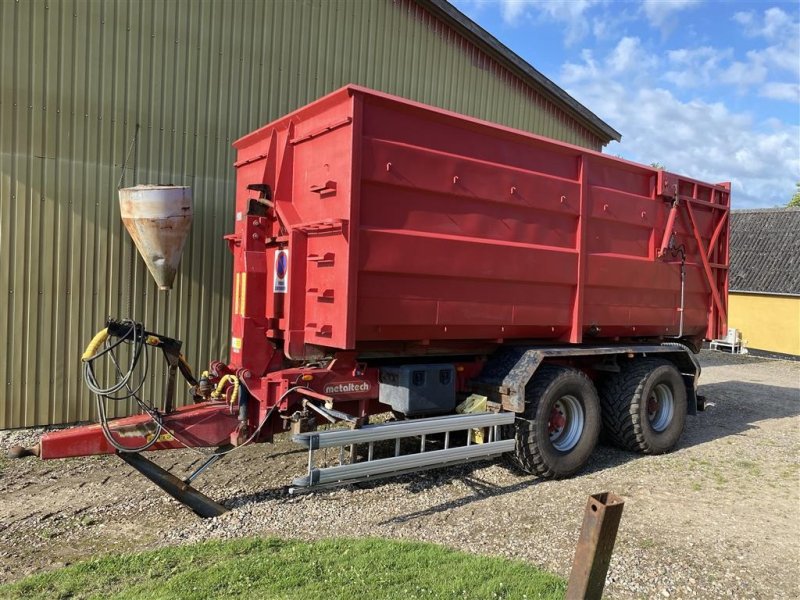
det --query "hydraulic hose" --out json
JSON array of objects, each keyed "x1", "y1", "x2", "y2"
[
  {"x1": 82, "y1": 320, "x2": 161, "y2": 453},
  {"x1": 212, "y1": 374, "x2": 240, "y2": 405},
  {"x1": 80, "y1": 319, "x2": 291, "y2": 457}
]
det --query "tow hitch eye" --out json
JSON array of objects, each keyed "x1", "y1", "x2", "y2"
[{"x1": 8, "y1": 444, "x2": 40, "y2": 459}]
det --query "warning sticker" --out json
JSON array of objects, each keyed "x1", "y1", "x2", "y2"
[
  {"x1": 274, "y1": 249, "x2": 289, "y2": 293},
  {"x1": 231, "y1": 337, "x2": 242, "y2": 353},
  {"x1": 238, "y1": 273, "x2": 247, "y2": 315}
]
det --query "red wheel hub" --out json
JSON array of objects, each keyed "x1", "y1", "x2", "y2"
[
  {"x1": 549, "y1": 407, "x2": 566, "y2": 434},
  {"x1": 647, "y1": 395, "x2": 659, "y2": 415}
]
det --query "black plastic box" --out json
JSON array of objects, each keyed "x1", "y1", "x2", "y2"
[{"x1": 379, "y1": 364, "x2": 456, "y2": 416}]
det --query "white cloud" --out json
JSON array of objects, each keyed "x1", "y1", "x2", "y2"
[
  {"x1": 663, "y1": 46, "x2": 772, "y2": 90},
  {"x1": 662, "y1": 8, "x2": 799, "y2": 99},
  {"x1": 608, "y1": 36, "x2": 658, "y2": 73},
  {"x1": 756, "y1": 42, "x2": 800, "y2": 76},
  {"x1": 735, "y1": 6, "x2": 795, "y2": 40},
  {"x1": 732, "y1": 7, "x2": 800, "y2": 77},
  {"x1": 498, "y1": 0, "x2": 600, "y2": 45},
  {"x1": 732, "y1": 10, "x2": 754, "y2": 29},
  {"x1": 759, "y1": 81, "x2": 800, "y2": 102},
  {"x1": 562, "y1": 36, "x2": 658, "y2": 83},
  {"x1": 561, "y1": 48, "x2": 600, "y2": 81},
  {"x1": 500, "y1": 0, "x2": 526, "y2": 23},
  {"x1": 719, "y1": 53, "x2": 770, "y2": 88},
  {"x1": 641, "y1": 0, "x2": 702, "y2": 29},
  {"x1": 562, "y1": 47, "x2": 800, "y2": 208},
  {"x1": 664, "y1": 46, "x2": 733, "y2": 87}
]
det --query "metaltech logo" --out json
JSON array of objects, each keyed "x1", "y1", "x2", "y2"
[{"x1": 323, "y1": 381, "x2": 371, "y2": 395}]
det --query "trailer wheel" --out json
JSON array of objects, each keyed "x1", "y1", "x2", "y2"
[
  {"x1": 507, "y1": 365, "x2": 601, "y2": 478},
  {"x1": 599, "y1": 358, "x2": 687, "y2": 454}
]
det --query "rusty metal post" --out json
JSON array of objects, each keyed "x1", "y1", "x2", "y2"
[{"x1": 566, "y1": 492, "x2": 625, "y2": 600}]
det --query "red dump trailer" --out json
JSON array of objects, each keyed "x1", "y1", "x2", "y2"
[{"x1": 11, "y1": 86, "x2": 730, "y2": 517}]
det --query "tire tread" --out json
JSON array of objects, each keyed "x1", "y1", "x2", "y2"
[
  {"x1": 509, "y1": 365, "x2": 597, "y2": 479},
  {"x1": 599, "y1": 358, "x2": 675, "y2": 454}
]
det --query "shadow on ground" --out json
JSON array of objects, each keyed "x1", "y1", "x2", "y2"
[
  {"x1": 224, "y1": 356, "x2": 799, "y2": 516},
  {"x1": 374, "y1": 376, "x2": 799, "y2": 523}
]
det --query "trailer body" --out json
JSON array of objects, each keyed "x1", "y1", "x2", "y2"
[
  {"x1": 17, "y1": 86, "x2": 730, "y2": 515},
  {"x1": 230, "y1": 85, "x2": 729, "y2": 371}
]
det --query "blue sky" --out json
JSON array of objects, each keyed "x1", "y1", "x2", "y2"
[{"x1": 452, "y1": 0, "x2": 800, "y2": 208}]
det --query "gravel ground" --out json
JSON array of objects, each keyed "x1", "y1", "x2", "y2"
[{"x1": 1, "y1": 350, "x2": 798, "y2": 598}]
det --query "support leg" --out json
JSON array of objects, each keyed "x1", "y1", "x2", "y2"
[{"x1": 118, "y1": 452, "x2": 228, "y2": 518}]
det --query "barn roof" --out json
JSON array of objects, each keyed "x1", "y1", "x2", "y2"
[
  {"x1": 729, "y1": 208, "x2": 800, "y2": 296},
  {"x1": 419, "y1": 0, "x2": 622, "y2": 144}
]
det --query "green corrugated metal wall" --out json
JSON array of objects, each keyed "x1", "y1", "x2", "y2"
[{"x1": 0, "y1": 0, "x2": 606, "y2": 428}]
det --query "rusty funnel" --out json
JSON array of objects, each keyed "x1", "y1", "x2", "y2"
[{"x1": 119, "y1": 185, "x2": 192, "y2": 291}]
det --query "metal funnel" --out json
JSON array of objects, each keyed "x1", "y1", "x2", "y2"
[{"x1": 119, "y1": 185, "x2": 192, "y2": 291}]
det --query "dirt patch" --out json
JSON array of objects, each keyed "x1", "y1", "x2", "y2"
[{"x1": 1, "y1": 351, "x2": 798, "y2": 598}]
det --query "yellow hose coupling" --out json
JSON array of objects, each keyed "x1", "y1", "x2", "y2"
[
  {"x1": 211, "y1": 374, "x2": 240, "y2": 405},
  {"x1": 81, "y1": 328, "x2": 110, "y2": 362}
]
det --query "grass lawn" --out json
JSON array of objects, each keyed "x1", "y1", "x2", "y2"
[{"x1": 0, "y1": 537, "x2": 565, "y2": 600}]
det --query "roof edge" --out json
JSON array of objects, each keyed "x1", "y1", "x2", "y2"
[
  {"x1": 732, "y1": 207, "x2": 800, "y2": 213},
  {"x1": 730, "y1": 289, "x2": 800, "y2": 298},
  {"x1": 416, "y1": 0, "x2": 622, "y2": 144}
]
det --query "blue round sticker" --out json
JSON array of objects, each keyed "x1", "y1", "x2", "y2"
[{"x1": 276, "y1": 252, "x2": 288, "y2": 279}]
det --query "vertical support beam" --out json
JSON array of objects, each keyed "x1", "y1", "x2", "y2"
[
  {"x1": 566, "y1": 492, "x2": 625, "y2": 600},
  {"x1": 719, "y1": 184, "x2": 731, "y2": 338},
  {"x1": 162, "y1": 351, "x2": 179, "y2": 414},
  {"x1": 705, "y1": 207, "x2": 730, "y2": 339},
  {"x1": 570, "y1": 155, "x2": 589, "y2": 343},
  {"x1": 285, "y1": 226, "x2": 308, "y2": 360},
  {"x1": 345, "y1": 92, "x2": 364, "y2": 349}
]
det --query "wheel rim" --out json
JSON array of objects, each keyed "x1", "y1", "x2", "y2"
[
  {"x1": 548, "y1": 395, "x2": 584, "y2": 452},
  {"x1": 647, "y1": 383, "x2": 675, "y2": 432}
]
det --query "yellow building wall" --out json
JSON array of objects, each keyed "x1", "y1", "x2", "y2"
[{"x1": 728, "y1": 293, "x2": 800, "y2": 356}]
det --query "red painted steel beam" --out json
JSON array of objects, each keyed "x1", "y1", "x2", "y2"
[
  {"x1": 569, "y1": 155, "x2": 589, "y2": 343},
  {"x1": 683, "y1": 200, "x2": 727, "y2": 325},
  {"x1": 706, "y1": 210, "x2": 729, "y2": 260},
  {"x1": 37, "y1": 402, "x2": 241, "y2": 459},
  {"x1": 658, "y1": 201, "x2": 679, "y2": 257}
]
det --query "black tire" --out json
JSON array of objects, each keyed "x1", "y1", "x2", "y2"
[
  {"x1": 598, "y1": 358, "x2": 687, "y2": 454},
  {"x1": 507, "y1": 365, "x2": 601, "y2": 478}
]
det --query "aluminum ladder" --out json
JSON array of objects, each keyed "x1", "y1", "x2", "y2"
[{"x1": 290, "y1": 411, "x2": 515, "y2": 491}]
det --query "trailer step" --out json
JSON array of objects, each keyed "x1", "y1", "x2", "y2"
[{"x1": 290, "y1": 411, "x2": 515, "y2": 491}]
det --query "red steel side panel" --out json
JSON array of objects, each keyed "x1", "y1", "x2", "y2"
[
  {"x1": 230, "y1": 85, "x2": 729, "y2": 361},
  {"x1": 228, "y1": 89, "x2": 359, "y2": 366}
]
